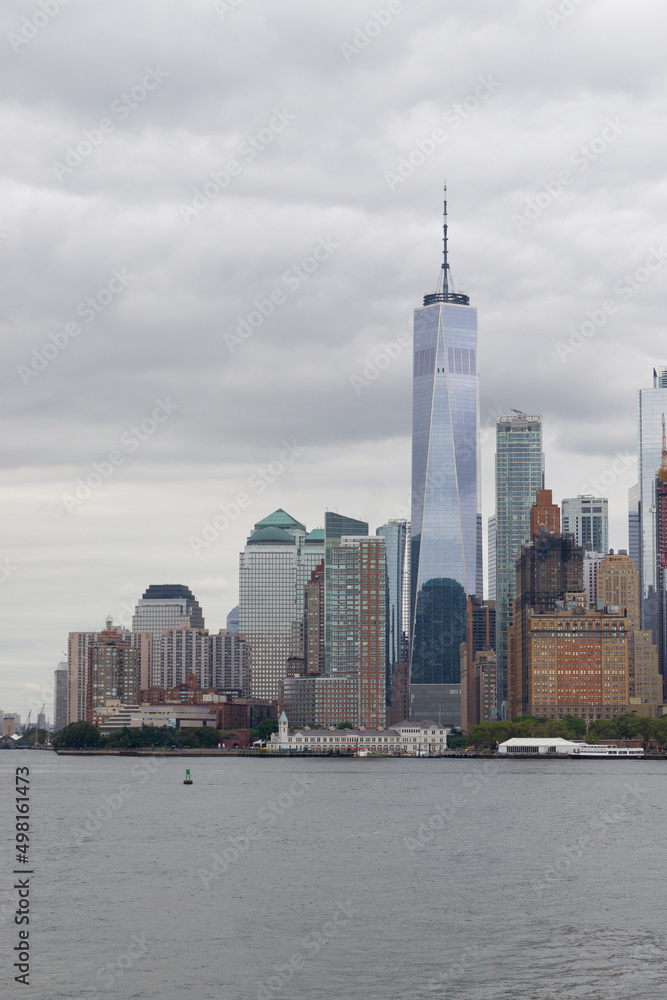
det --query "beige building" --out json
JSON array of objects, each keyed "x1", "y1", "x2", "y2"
[{"x1": 526, "y1": 607, "x2": 629, "y2": 722}]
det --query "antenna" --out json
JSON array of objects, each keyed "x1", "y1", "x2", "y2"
[
  {"x1": 442, "y1": 181, "x2": 449, "y2": 299},
  {"x1": 423, "y1": 185, "x2": 469, "y2": 307}
]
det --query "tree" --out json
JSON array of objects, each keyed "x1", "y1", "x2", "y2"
[
  {"x1": 52, "y1": 721, "x2": 101, "y2": 749},
  {"x1": 562, "y1": 715, "x2": 586, "y2": 738},
  {"x1": 194, "y1": 726, "x2": 221, "y2": 747},
  {"x1": 250, "y1": 718, "x2": 279, "y2": 742},
  {"x1": 337, "y1": 721, "x2": 354, "y2": 730}
]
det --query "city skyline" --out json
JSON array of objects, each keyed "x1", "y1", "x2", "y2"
[{"x1": 3, "y1": 1, "x2": 666, "y2": 719}]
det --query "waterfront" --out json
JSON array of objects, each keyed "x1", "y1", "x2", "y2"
[{"x1": 2, "y1": 753, "x2": 665, "y2": 999}]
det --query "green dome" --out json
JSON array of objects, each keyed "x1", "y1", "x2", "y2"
[{"x1": 247, "y1": 527, "x2": 295, "y2": 545}]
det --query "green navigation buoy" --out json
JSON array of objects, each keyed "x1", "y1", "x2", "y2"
[{"x1": 183, "y1": 768, "x2": 193, "y2": 785}]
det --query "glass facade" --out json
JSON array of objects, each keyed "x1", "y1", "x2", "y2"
[
  {"x1": 495, "y1": 414, "x2": 544, "y2": 711},
  {"x1": 132, "y1": 585, "x2": 205, "y2": 688},
  {"x1": 410, "y1": 300, "x2": 481, "y2": 686},
  {"x1": 561, "y1": 496, "x2": 609, "y2": 555},
  {"x1": 239, "y1": 513, "x2": 324, "y2": 701},
  {"x1": 638, "y1": 370, "x2": 667, "y2": 638}
]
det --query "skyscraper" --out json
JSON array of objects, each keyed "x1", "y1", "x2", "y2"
[
  {"x1": 561, "y1": 495, "x2": 609, "y2": 555},
  {"x1": 239, "y1": 510, "x2": 324, "y2": 700},
  {"x1": 54, "y1": 664, "x2": 68, "y2": 734},
  {"x1": 637, "y1": 367, "x2": 667, "y2": 637},
  {"x1": 132, "y1": 585, "x2": 205, "y2": 687},
  {"x1": 495, "y1": 413, "x2": 544, "y2": 714},
  {"x1": 87, "y1": 621, "x2": 139, "y2": 722},
  {"x1": 410, "y1": 189, "x2": 481, "y2": 696},
  {"x1": 376, "y1": 519, "x2": 407, "y2": 668}
]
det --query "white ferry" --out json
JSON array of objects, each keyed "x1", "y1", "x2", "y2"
[{"x1": 569, "y1": 744, "x2": 644, "y2": 758}]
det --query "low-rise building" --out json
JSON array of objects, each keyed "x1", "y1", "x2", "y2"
[
  {"x1": 268, "y1": 712, "x2": 450, "y2": 754},
  {"x1": 498, "y1": 737, "x2": 583, "y2": 754}
]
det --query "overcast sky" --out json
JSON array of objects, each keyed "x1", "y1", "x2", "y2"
[{"x1": 2, "y1": 0, "x2": 666, "y2": 720}]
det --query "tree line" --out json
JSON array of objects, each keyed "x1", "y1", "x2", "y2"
[{"x1": 453, "y1": 713, "x2": 667, "y2": 751}]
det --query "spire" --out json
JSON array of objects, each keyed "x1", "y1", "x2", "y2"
[
  {"x1": 442, "y1": 181, "x2": 449, "y2": 299},
  {"x1": 423, "y1": 185, "x2": 469, "y2": 307}
]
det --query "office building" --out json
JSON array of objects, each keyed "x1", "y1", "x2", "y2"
[
  {"x1": 461, "y1": 596, "x2": 496, "y2": 728},
  {"x1": 596, "y1": 550, "x2": 662, "y2": 708},
  {"x1": 562, "y1": 496, "x2": 609, "y2": 555},
  {"x1": 654, "y1": 428, "x2": 667, "y2": 686},
  {"x1": 161, "y1": 621, "x2": 210, "y2": 689},
  {"x1": 495, "y1": 413, "x2": 544, "y2": 712},
  {"x1": 376, "y1": 519, "x2": 408, "y2": 668},
  {"x1": 209, "y1": 629, "x2": 250, "y2": 694},
  {"x1": 325, "y1": 530, "x2": 387, "y2": 727},
  {"x1": 583, "y1": 550, "x2": 605, "y2": 608},
  {"x1": 226, "y1": 605, "x2": 240, "y2": 633},
  {"x1": 487, "y1": 515, "x2": 496, "y2": 601},
  {"x1": 410, "y1": 189, "x2": 481, "y2": 704},
  {"x1": 637, "y1": 367, "x2": 667, "y2": 636},
  {"x1": 132, "y1": 584, "x2": 205, "y2": 688},
  {"x1": 304, "y1": 560, "x2": 325, "y2": 675},
  {"x1": 279, "y1": 674, "x2": 355, "y2": 729},
  {"x1": 67, "y1": 630, "x2": 99, "y2": 724},
  {"x1": 325, "y1": 511, "x2": 369, "y2": 674},
  {"x1": 628, "y1": 483, "x2": 641, "y2": 578},
  {"x1": 54, "y1": 664, "x2": 68, "y2": 733},
  {"x1": 523, "y1": 607, "x2": 629, "y2": 721},
  {"x1": 508, "y1": 494, "x2": 584, "y2": 718},
  {"x1": 239, "y1": 510, "x2": 324, "y2": 700}
]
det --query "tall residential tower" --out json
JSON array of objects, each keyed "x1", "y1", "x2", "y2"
[{"x1": 495, "y1": 412, "x2": 544, "y2": 713}]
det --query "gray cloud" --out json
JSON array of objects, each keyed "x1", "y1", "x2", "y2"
[{"x1": 2, "y1": 0, "x2": 666, "y2": 715}]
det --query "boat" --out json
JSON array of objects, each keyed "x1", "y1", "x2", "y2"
[{"x1": 569, "y1": 744, "x2": 644, "y2": 758}]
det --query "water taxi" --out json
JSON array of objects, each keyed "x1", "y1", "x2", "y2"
[{"x1": 569, "y1": 744, "x2": 644, "y2": 758}]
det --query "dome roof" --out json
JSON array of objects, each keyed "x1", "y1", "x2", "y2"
[{"x1": 247, "y1": 526, "x2": 295, "y2": 545}]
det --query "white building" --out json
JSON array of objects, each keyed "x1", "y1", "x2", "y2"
[
  {"x1": 239, "y1": 510, "x2": 325, "y2": 701},
  {"x1": 583, "y1": 550, "x2": 605, "y2": 608},
  {"x1": 269, "y1": 712, "x2": 450, "y2": 754},
  {"x1": 161, "y1": 621, "x2": 210, "y2": 689},
  {"x1": 562, "y1": 495, "x2": 609, "y2": 556},
  {"x1": 498, "y1": 737, "x2": 583, "y2": 754},
  {"x1": 132, "y1": 584, "x2": 205, "y2": 687}
]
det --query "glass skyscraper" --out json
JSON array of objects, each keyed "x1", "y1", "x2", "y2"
[
  {"x1": 410, "y1": 192, "x2": 482, "y2": 688},
  {"x1": 495, "y1": 413, "x2": 544, "y2": 713},
  {"x1": 637, "y1": 368, "x2": 667, "y2": 639},
  {"x1": 561, "y1": 496, "x2": 609, "y2": 555}
]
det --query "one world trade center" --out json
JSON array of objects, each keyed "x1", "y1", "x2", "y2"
[{"x1": 410, "y1": 190, "x2": 482, "y2": 690}]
